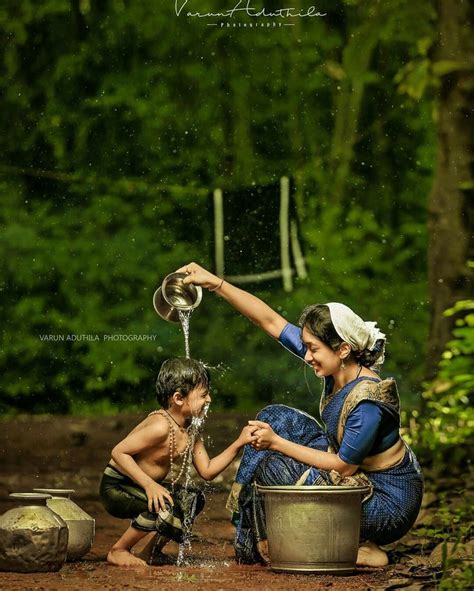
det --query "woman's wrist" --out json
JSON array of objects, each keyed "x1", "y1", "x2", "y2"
[
  {"x1": 208, "y1": 278, "x2": 224, "y2": 292},
  {"x1": 270, "y1": 434, "x2": 283, "y2": 452}
]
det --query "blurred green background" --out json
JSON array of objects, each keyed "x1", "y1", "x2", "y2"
[{"x1": 0, "y1": 0, "x2": 472, "y2": 420}]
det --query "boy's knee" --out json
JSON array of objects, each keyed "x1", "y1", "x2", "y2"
[{"x1": 132, "y1": 512, "x2": 157, "y2": 532}]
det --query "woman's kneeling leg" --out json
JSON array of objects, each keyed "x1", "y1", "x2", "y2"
[{"x1": 255, "y1": 452, "x2": 311, "y2": 486}]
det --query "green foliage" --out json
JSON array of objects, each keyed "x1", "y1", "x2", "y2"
[
  {"x1": 438, "y1": 554, "x2": 474, "y2": 591},
  {"x1": 0, "y1": 177, "x2": 211, "y2": 413},
  {"x1": 415, "y1": 492, "x2": 474, "y2": 590},
  {"x1": 406, "y1": 298, "x2": 474, "y2": 454},
  {"x1": 402, "y1": 297, "x2": 473, "y2": 591},
  {"x1": 415, "y1": 493, "x2": 473, "y2": 545},
  {"x1": 0, "y1": 0, "x2": 436, "y2": 413}
]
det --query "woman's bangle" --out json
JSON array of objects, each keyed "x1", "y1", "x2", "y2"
[{"x1": 208, "y1": 278, "x2": 224, "y2": 292}]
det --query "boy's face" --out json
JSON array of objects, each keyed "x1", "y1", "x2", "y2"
[{"x1": 181, "y1": 385, "x2": 211, "y2": 417}]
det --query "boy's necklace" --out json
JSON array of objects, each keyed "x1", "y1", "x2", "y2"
[
  {"x1": 164, "y1": 409, "x2": 187, "y2": 432},
  {"x1": 148, "y1": 408, "x2": 189, "y2": 433},
  {"x1": 148, "y1": 409, "x2": 192, "y2": 489}
]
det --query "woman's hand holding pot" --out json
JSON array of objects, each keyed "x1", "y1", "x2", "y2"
[{"x1": 177, "y1": 262, "x2": 222, "y2": 291}]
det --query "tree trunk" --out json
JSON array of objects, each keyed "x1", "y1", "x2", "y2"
[
  {"x1": 329, "y1": 2, "x2": 388, "y2": 204},
  {"x1": 426, "y1": 0, "x2": 474, "y2": 378}
]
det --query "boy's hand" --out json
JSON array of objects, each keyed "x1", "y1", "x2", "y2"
[
  {"x1": 144, "y1": 481, "x2": 174, "y2": 513},
  {"x1": 236, "y1": 425, "x2": 258, "y2": 447}
]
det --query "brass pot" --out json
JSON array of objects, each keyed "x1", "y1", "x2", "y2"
[
  {"x1": 0, "y1": 493, "x2": 68, "y2": 572},
  {"x1": 34, "y1": 488, "x2": 95, "y2": 561},
  {"x1": 257, "y1": 485, "x2": 370, "y2": 574},
  {"x1": 153, "y1": 272, "x2": 202, "y2": 323}
]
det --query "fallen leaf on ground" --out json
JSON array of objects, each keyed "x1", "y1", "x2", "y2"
[
  {"x1": 421, "y1": 492, "x2": 437, "y2": 508},
  {"x1": 398, "y1": 537, "x2": 432, "y2": 548},
  {"x1": 404, "y1": 555, "x2": 431, "y2": 568},
  {"x1": 429, "y1": 540, "x2": 474, "y2": 564},
  {"x1": 382, "y1": 578, "x2": 415, "y2": 590}
]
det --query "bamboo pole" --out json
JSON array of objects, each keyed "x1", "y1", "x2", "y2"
[
  {"x1": 290, "y1": 219, "x2": 308, "y2": 279},
  {"x1": 279, "y1": 177, "x2": 293, "y2": 292},
  {"x1": 213, "y1": 188, "x2": 225, "y2": 278}
]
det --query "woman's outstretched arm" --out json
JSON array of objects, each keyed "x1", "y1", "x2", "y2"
[
  {"x1": 178, "y1": 262, "x2": 287, "y2": 339},
  {"x1": 249, "y1": 420, "x2": 359, "y2": 477}
]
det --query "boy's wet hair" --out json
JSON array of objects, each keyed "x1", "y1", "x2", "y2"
[{"x1": 156, "y1": 357, "x2": 210, "y2": 409}]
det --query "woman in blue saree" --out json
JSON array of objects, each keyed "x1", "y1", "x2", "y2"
[{"x1": 178, "y1": 262, "x2": 424, "y2": 567}]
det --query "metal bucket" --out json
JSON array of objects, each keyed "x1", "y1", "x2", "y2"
[
  {"x1": 257, "y1": 484, "x2": 370, "y2": 574},
  {"x1": 153, "y1": 272, "x2": 202, "y2": 323}
]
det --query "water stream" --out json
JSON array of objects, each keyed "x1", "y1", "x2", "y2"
[
  {"x1": 162, "y1": 306, "x2": 213, "y2": 566},
  {"x1": 178, "y1": 309, "x2": 192, "y2": 358},
  {"x1": 175, "y1": 402, "x2": 210, "y2": 567}
]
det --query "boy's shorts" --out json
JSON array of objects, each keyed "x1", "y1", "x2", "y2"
[{"x1": 99, "y1": 464, "x2": 205, "y2": 543}]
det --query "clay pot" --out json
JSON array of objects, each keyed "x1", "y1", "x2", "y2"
[
  {"x1": 0, "y1": 493, "x2": 68, "y2": 572},
  {"x1": 34, "y1": 488, "x2": 95, "y2": 561}
]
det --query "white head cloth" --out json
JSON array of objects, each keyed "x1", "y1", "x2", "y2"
[{"x1": 326, "y1": 302, "x2": 386, "y2": 366}]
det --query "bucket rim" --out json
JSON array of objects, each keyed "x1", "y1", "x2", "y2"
[{"x1": 256, "y1": 484, "x2": 371, "y2": 495}]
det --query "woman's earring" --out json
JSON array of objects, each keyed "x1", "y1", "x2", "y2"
[{"x1": 341, "y1": 359, "x2": 346, "y2": 370}]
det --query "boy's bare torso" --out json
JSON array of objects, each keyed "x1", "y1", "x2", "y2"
[{"x1": 109, "y1": 413, "x2": 190, "y2": 482}]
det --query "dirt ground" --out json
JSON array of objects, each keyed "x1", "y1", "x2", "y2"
[{"x1": 0, "y1": 413, "x2": 438, "y2": 591}]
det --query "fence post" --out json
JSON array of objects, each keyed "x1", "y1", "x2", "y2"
[
  {"x1": 213, "y1": 188, "x2": 225, "y2": 277},
  {"x1": 280, "y1": 177, "x2": 293, "y2": 292}
]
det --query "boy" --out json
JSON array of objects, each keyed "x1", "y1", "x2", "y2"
[{"x1": 99, "y1": 357, "x2": 256, "y2": 567}]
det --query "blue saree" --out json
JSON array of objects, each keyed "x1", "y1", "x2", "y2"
[{"x1": 230, "y1": 378, "x2": 424, "y2": 564}]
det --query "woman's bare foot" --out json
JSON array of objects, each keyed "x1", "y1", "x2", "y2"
[
  {"x1": 107, "y1": 548, "x2": 148, "y2": 567},
  {"x1": 256, "y1": 539, "x2": 270, "y2": 564},
  {"x1": 356, "y1": 541, "x2": 389, "y2": 567}
]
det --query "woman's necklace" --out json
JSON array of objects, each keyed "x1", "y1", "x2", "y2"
[
  {"x1": 320, "y1": 365, "x2": 364, "y2": 420},
  {"x1": 148, "y1": 409, "x2": 192, "y2": 489},
  {"x1": 329, "y1": 364, "x2": 363, "y2": 397}
]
